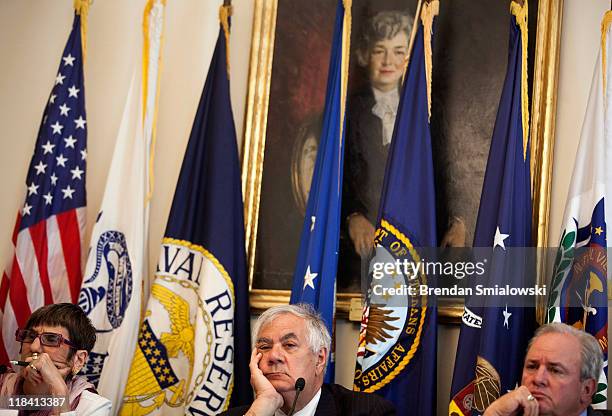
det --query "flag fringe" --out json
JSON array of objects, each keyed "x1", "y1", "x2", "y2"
[
  {"x1": 421, "y1": 0, "x2": 439, "y2": 121},
  {"x1": 73, "y1": 0, "x2": 90, "y2": 63},
  {"x1": 143, "y1": 0, "x2": 167, "y2": 203},
  {"x1": 510, "y1": 0, "x2": 529, "y2": 160},
  {"x1": 339, "y1": 0, "x2": 352, "y2": 143},
  {"x1": 601, "y1": 11, "x2": 612, "y2": 102},
  {"x1": 220, "y1": 5, "x2": 233, "y2": 74}
]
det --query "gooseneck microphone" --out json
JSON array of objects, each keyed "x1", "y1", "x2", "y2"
[{"x1": 287, "y1": 378, "x2": 306, "y2": 416}]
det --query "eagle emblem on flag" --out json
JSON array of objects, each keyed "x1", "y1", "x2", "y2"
[
  {"x1": 121, "y1": 283, "x2": 193, "y2": 415},
  {"x1": 354, "y1": 220, "x2": 429, "y2": 392}
]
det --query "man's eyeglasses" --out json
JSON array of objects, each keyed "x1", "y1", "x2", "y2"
[{"x1": 15, "y1": 329, "x2": 77, "y2": 349}]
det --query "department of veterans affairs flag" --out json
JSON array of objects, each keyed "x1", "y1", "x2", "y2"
[
  {"x1": 290, "y1": 0, "x2": 351, "y2": 384},
  {"x1": 78, "y1": 1, "x2": 165, "y2": 410},
  {"x1": 353, "y1": 1, "x2": 439, "y2": 414},
  {"x1": 0, "y1": 12, "x2": 87, "y2": 364},
  {"x1": 546, "y1": 11, "x2": 612, "y2": 408},
  {"x1": 449, "y1": 2, "x2": 536, "y2": 414},
  {"x1": 120, "y1": 6, "x2": 252, "y2": 415}
]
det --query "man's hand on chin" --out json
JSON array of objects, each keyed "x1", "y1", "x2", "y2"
[
  {"x1": 484, "y1": 386, "x2": 539, "y2": 416},
  {"x1": 246, "y1": 349, "x2": 284, "y2": 416}
]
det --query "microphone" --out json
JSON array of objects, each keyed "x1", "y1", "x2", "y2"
[{"x1": 287, "y1": 377, "x2": 306, "y2": 416}]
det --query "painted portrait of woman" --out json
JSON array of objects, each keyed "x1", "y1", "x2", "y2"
[{"x1": 252, "y1": 0, "x2": 534, "y2": 295}]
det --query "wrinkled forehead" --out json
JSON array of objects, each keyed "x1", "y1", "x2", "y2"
[
  {"x1": 257, "y1": 313, "x2": 308, "y2": 342},
  {"x1": 526, "y1": 333, "x2": 582, "y2": 368}
]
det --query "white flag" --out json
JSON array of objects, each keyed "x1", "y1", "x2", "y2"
[
  {"x1": 79, "y1": 70, "x2": 145, "y2": 410},
  {"x1": 547, "y1": 11, "x2": 612, "y2": 408},
  {"x1": 79, "y1": 0, "x2": 165, "y2": 411}
]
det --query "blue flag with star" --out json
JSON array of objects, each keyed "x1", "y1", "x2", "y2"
[
  {"x1": 449, "y1": 2, "x2": 537, "y2": 414},
  {"x1": 353, "y1": 2, "x2": 439, "y2": 414},
  {"x1": 290, "y1": 0, "x2": 350, "y2": 384}
]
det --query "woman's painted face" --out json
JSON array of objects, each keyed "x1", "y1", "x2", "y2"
[{"x1": 367, "y1": 31, "x2": 409, "y2": 92}]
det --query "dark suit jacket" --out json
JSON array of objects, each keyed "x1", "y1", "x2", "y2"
[
  {"x1": 342, "y1": 88, "x2": 388, "y2": 226},
  {"x1": 219, "y1": 383, "x2": 396, "y2": 416},
  {"x1": 589, "y1": 406, "x2": 611, "y2": 416},
  {"x1": 337, "y1": 88, "x2": 390, "y2": 291}
]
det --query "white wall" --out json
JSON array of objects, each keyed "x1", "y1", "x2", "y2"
[
  {"x1": 0, "y1": 0, "x2": 254, "y2": 289},
  {"x1": 0, "y1": 0, "x2": 609, "y2": 414}
]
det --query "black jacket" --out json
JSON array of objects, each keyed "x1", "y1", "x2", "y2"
[{"x1": 219, "y1": 383, "x2": 396, "y2": 416}]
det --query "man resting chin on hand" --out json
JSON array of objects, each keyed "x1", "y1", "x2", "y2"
[{"x1": 484, "y1": 323, "x2": 603, "y2": 416}]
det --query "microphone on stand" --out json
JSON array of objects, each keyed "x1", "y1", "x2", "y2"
[{"x1": 287, "y1": 377, "x2": 306, "y2": 416}]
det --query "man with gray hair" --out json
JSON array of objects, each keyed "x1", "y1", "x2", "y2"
[
  {"x1": 220, "y1": 304, "x2": 395, "y2": 416},
  {"x1": 484, "y1": 322, "x2": 605, "y2": 416}
]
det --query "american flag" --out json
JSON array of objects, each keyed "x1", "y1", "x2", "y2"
[{"x1": 0, "y1": 14, "x2": 87, "y2": 364}]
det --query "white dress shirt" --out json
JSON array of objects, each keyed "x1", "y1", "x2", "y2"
[{"x1": 275, "y1": 388, "x2": 322, "y2": 416}]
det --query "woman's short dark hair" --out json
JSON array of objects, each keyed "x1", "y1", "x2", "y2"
[{"x1": 25, "y1": 303, "x2": 96, "y2": 352}]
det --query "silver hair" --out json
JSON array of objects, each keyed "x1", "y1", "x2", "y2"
[
  {"x1": 529, "y1": 323, "x2": 603, "y2": 381},
  {"x1": 252, "y1": 304, "x2": 331, "y2": 362},
  {"x1": 356, "y1": 10, "x2": 414, "y2": 67}
]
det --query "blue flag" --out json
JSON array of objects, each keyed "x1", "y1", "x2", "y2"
[
  {"x1": 121, "y1": 8, "x2": 252, "y2": 415},
  {"x1": 353, "y1": 2, "x2": 438, "y2": 414},
  {"x1": 290, "y1": 0, "x2": 349, "y2": 385},
  {"x1": 449, "y1": 2, "x2": 536, "y2": 414}
]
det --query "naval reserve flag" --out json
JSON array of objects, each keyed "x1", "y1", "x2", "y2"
[
  {"x1": 545, "y1": 11, "x2": 612, "y2": 408},
  {"x1": 449, "y1": 2, "x2": 536, "y2": 414},
  {"x1": 120, "y1": 6, "x2": 252, "y2": 415},
  {"x1": 353, "y1": 1, "x2": 439, "y2": 414},
  {"x1": 0, "y1": 8, "x2": 88, "y2": 365},
  {"x1": 78, "y1": 1, "x2": 166, "y2": 411},
  {"x1": 290, "y1": 0, "x2": 351, "y2": 384}
]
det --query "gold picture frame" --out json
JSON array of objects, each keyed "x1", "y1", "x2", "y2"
[{"x1": 241, "y1": 0, "x2": 562, "y2": 322}]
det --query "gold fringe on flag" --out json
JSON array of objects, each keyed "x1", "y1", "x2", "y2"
[
  {"x1": 601, "y1": 11, "x2": 612, "y2": 103},
  {"x1": 420, "y1": 0, "x2": 439, "y2": 121},
  {"x1": 73, "y1": 0, "x2": 91, "y2": 63},
  {"x1": 339, "y1": 0, "x2": 352, "y2": 143},
  {"x1": 336, "y1": 0, "x2": 353, "y2": 194},
  {"x1": 510, "y1": 0, "x2": 529, "y2": 160},
  {"x1": 143, "y1": 0, "x2": 167, "y2": 202},
  {"x1": 220, "y1": 5, "x2": 233, "y2": 75}
]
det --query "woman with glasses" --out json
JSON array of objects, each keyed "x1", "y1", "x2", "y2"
[{"x1": 0, "y1": 303, "x2": 111, "y2": 415}]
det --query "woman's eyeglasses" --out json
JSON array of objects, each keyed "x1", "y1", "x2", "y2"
[{"x1": 15, "y1": 329, "x2": 77, "y2": 349}]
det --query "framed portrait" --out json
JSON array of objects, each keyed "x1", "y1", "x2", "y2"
[{"x1": 242, "y1": 0, "x2": 562, "y2": 322}]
